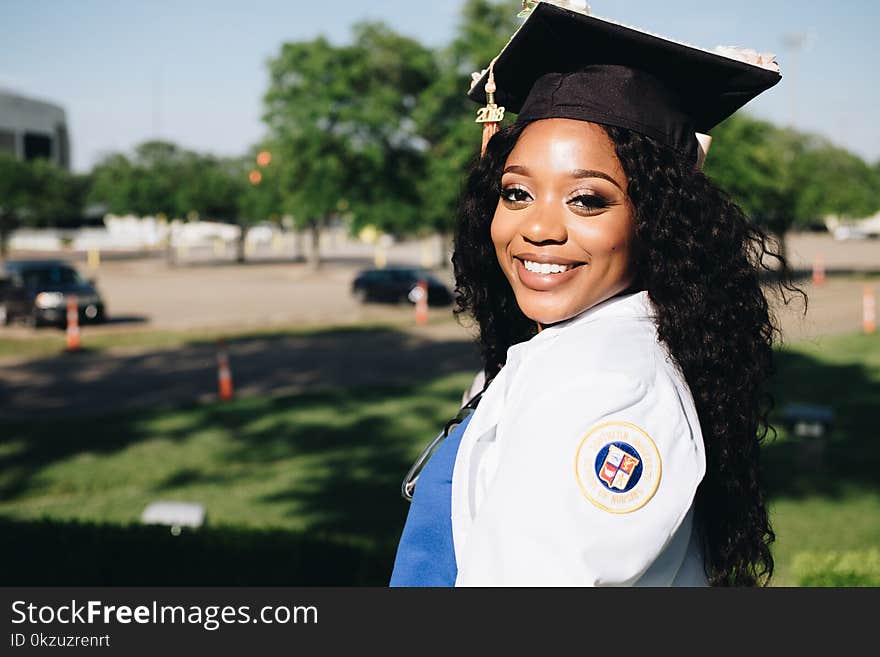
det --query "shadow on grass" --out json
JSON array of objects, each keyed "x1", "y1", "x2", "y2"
[
  {"x1": 100, "y1": 315, "x2": 151, "y2": 326},
  {"x1": 0, "y1": 323, "x2": 479, "y2": 420},
  {"x1": 0, "y1": 360, "x2": 473, "y2": 585},
  {"x1": 763, "y1": 345, "x2": 880, "y2": 500},
  {"x1": 0, "y1": 517, "x2": 393, "y2": 585}
]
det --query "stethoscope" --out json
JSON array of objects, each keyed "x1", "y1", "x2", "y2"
[{"x1": 399, "y1": 387, "x2": 486, "y2": 502}]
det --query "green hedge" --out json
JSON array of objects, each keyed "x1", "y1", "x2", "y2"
[
  {"x1": 792, "y1": 549, "x2": 880, "y2": 587},
  {"x1": 0, "y1": 517, "x2": 395, "y2": 586}
]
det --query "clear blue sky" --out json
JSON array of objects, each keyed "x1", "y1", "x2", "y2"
[{"x1": 2, "y1": 0, "x2": 877, "y2": 172}]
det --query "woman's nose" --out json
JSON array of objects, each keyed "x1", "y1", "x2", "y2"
[{"x1": 521, "y1": 202, "x2": 567, "y2": 244}]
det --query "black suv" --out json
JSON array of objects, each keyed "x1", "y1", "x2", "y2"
[
  {"x1": 0, "y1": 259, "x2": 107, "y2": 327},
  {"x1": 352, "y1": 267, "x2": 453, "y2": 306}
]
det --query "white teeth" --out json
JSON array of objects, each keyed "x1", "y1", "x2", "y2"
[{"x1": 522, "y1": 259, "x2": 574, "y2": 274}]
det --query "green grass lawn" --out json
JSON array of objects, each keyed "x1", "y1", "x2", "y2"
[
  {"x1": 0, "y1": 371, "x2": 474, "y2": 541},
  {"x1": 762, "y1": 331, "x2": 880, "y2": 585},
  {"x1": 1, "y1": 331, "x2": 877, "y2": 585}
]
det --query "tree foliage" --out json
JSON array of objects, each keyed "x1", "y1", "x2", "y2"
[
  {"x1": 706, "y1": 115, "x2": 880, "y2": 236},
  {"x1": 89, "y1": 140, "x2": 244, "y2": 222},
  {"x1": 0, "y1": 154, "x2": 89, "y2": 254},
  {"x1": 788, "y1": 138, "x2": 880, "y2": 222},
  {"x1": 413, "y1": 0, "x2": 521, "y2": 235},
  {"x1": 262, "y1": 22, "x2": 436, "y2": 242}
]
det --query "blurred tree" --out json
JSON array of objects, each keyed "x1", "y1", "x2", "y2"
[
  {"x1": 705, "y1": 115, "x2": 793, "y2": 240},
  {"x1": 239, "y1": 147, "x2": 283, "y2": 219},
  {"x1": 706, "y1": 115, "x2": 880, "y2": 258},
  {"x1": 90, "y1": 141, "x2": 258, "y2": 262},
  {"x1": 0, "y1": 155, "x2": 33, "y2": 256},
  {"x1": 175, "y1": 153, "x2": 253, "y2": 261},
  {"x1": 88, "y1": 153, "x2": 139, "y2": 216},
  {"x1": 23, "y1": 159, "x2": 91, "y2": 228},
  {"x1": 129, "y1": 141, "x2": 188, "y2": 218},
  {"x1": 788, "y1": 139, "x2": 880, "y2": 223},
  {"x1": 262, "y1": 22, "x2": 435, "y2": 269},
  {"x1": 175, "y1": 154, "x2": 243, "y2": 222},
  {"x1": 89, "y1": 141, "x2": 184, "y2": 218},
  {"x1": 413, "y1": 0, "x2": 520, "y2": 266},
  {"x1": 0, "y1": 155, "x2": 88, "y2": 256}
]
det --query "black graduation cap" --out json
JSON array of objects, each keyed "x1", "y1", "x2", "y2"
[{"x1": 468, "y1": 2, "x2": 782, "y2": 162}]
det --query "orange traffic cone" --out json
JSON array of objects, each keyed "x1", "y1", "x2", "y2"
[
  {"x1": 812, "y1": 254, "x2": 825, "y2": 287},
  {"x1": 217, "y1": 340, "x2": 234, "y2": 401},
  {"x1": 66, "y1": 296, "x2": 80, "y2": 351},
  {"x1": 415, "y1": 279, "x2": 429, "y2": 325},
  {"x1": 864, "y1": 285, "x2": 876, "y2": 335}
]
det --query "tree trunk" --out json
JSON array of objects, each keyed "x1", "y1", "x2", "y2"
[
  {"x1": 289, "y1": 229, "x2": 299, "y2": 262},
  {"x1": 236, "y1": 225, "x2": 249, "y2": 263},
  {"x1": 0, "y1": 214, "x2": 17, "y2": 259},
  {"x1": 308, "y1": 219, "x2": 322, "y2": 271},
  {"x1": 0, "y1": 226, "x2": 9, "y2": 260}
]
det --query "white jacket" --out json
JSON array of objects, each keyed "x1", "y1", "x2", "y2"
[{"x1": 451, "y1": 290, "x2": 709, "y2": 586}]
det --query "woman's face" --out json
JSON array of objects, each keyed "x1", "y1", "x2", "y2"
[{"x1": 491, "y1": 119, "x2": 638, "y2": 326}]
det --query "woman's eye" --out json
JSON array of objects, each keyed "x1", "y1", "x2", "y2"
[
  {"x1": 569, "y1": 193, "x2": 611, "y2": 212},
  {"x1": 500, "y1": 187, "x2": 532, "y2": 203}
]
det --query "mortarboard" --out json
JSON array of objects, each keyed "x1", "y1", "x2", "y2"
[{"x1": 468, "y1": 1, "x2": 782, "y2": 164}]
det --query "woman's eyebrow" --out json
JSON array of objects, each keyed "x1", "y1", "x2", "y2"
[
  {"x1": 502, "y1": 164, "x2": 623, "y2": 191},
  {"x1": 502, "y1": 164, "x2": 530, "y2": 176},
  {"x1": 571, "y1": 168, "x2": 623, "y2": 190}
]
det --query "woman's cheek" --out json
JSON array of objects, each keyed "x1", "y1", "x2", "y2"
[
  {"x1": 572, "y1": 219, "x2": 629, "y2": 257},
  {"x1": 489, "y1": 208, "x2": 505, "y2": 242}
]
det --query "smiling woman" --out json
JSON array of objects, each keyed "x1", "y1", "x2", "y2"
[{"x1": 390, "y1": 2, "x2": 804, "y2": 588}]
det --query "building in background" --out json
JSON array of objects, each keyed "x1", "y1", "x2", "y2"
[{"x1": 0, "y1": 89, "x2": 70, "y2": 170}]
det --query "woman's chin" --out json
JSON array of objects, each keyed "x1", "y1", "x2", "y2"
[{"x1": 518, "y1": 301, "x2": 581, "y2": 327}]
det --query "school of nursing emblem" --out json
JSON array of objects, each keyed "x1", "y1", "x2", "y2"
[{"x1": 574, "y1": 421, "x2": 661, "y2": 514}]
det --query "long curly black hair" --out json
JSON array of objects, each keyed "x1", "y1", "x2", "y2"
[{"x1": 451, "y1": 120, "x2": 806, "y2": 586}]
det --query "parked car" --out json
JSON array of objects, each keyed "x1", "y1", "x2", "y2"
[
  {"x1": 352, "y1": 267, "x2": 453, "y2": 306},
  {"x1": 0, "y1": 259, "x2": 107, "y2": 327}
]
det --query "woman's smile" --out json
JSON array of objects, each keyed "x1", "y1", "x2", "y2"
[{"x1": 513, "y1": 255, "x2": 587, "y2": 292}]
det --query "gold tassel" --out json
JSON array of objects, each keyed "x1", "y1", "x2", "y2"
[
  {"x1": 481, "y1": 122, "x2": 500, "y2": 156},
  {"x1": 476, "y1": 59, "x2": 505, "y2": 156}
]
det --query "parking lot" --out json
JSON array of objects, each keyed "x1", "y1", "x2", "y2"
[{"x1": 0, "y1": 235, "x2": 458, "y2": 334}]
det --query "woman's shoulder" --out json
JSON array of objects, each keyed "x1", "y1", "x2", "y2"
[
  {"x1": 538, "y1": 312, "x2": 662, "y2": 384},
  {"x1": 520, "y1": 309, "x2": 700, "y2": 430}
]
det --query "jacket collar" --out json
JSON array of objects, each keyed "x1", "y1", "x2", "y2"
[{"x1": 506, "y1": 289, "x2": 654, "y2": 363}]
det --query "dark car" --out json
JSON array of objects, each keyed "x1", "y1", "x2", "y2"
[
  {"x1": 0, "y1": 259, "x2": 107, "y2": 327},
  {"x1": 352, "y1": 267, "x2": 453, "y2": 306}
]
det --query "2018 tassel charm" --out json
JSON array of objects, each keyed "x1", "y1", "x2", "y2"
[{"x1": 476, "y1": 60, "x2": 505, "y2": 156}]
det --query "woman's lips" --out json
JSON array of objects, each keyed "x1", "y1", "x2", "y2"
[{"x1": 514, "y1": 257, "x2": 586, "y2": 291}]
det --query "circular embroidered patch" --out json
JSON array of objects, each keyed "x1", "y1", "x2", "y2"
[{"x1": 574, "y1": 421, "x2": 662, "y2": 514}]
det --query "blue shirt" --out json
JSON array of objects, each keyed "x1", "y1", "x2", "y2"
[{"x1": 389, "y1": 413, "x2": 473, "y2": 587}]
